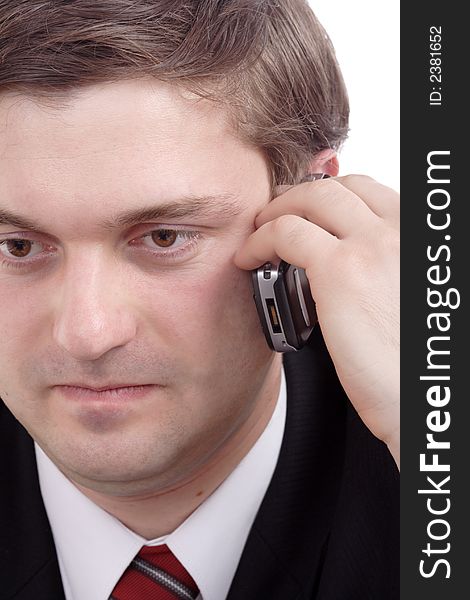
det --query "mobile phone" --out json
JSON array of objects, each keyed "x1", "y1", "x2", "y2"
[
  {"x1": 252, "y1": 260, "x2": 317, "y2": 352},
  {"x1": 251, "y1": 173, "x2": 329, "y2": 352}
]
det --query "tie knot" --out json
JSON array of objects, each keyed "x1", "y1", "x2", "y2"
[{"x1": 111, "y1": 544, "x2": 199, "y2": 600}]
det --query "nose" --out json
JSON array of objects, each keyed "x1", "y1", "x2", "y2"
[{"x1": 52, "y1": 253, "x2": 137, "y2": 361}]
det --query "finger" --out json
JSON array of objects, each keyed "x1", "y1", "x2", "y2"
[
  {"x1": 272, "y1": 184, "x2": 293, "y2": 199},
  {"x1": 271, "y1": 173, "x2": 328, "y2": 199},
  {"x1": 234, "y1": 213, "x2": 338, "y2": 270},
  {"x1": 256, "y1": 178, "x2": 379, "y2": 238},
  {"x1": 335, "y1": 175, "x2": 400, "y2": 221}
]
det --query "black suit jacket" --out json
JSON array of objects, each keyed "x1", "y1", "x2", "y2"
[{"x1": 0, "y1": 328, "x2": 399, "y2": 599}]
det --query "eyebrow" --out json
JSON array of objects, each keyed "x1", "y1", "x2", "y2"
[
  {"x1": 0, "y1": 194, "x2": 243, "y2": 232},
  {"x1": 0, "y1": 209, "x2": 40, "y2": 231},
  {"x1": 103, "y1": 194, "x2": 243, "y2": 230}
]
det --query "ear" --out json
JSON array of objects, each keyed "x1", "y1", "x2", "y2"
[{"x1": 307, "y1": 149, "x2": 339, "y2": 177}]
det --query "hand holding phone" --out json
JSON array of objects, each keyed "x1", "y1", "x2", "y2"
[{"x1": 240, "y1": 173, "x2": 400, "y2": 466}]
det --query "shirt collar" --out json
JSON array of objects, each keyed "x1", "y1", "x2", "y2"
[{"x1": 36, "y1": 368, "x2": 286, "y2": 600}]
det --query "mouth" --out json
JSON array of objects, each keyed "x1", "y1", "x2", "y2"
[{"x1": 55, "y1": 384, "x2": 161, "y2": 402}]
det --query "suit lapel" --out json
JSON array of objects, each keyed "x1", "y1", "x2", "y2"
[
  {"x1": 227, "y1": 328, "x2": 348, "y2": 600},
  {"x1": 0, "y1": 403, "x2": 65, "y2": 599}
]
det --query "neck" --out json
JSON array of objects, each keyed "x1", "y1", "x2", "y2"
[{"x1": 72, "y1": 355, "x2": 283, "y2": 539}]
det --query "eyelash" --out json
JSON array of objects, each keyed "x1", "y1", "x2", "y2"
[
  {"x1": 0, "y1": 239, "x2": 50, "y2": 270},
  {"x1": 0, "y1": 228, "x2": 202, "y2": 271},
  {"x1": 133, "y1": 229, "x2": 201, "y2": 261}
]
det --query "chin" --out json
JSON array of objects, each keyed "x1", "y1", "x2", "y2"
[{"x1": 43, "y1": 423, "x2": 195, "y2": 489}]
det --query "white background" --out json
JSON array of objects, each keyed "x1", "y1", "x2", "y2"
[{"x1": 308, "y1": 1, "x2": 400, "y2": 191}]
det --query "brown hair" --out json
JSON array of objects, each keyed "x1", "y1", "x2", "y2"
[{"x1": 0, "y1": 0, "x2": 349, "y2": 186}]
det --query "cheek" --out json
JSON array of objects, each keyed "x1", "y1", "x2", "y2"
[
  {"x1": 0, "y1": 282, "x2": 44, "y2": 367},
  {"x1": 152, "y1": 264, "x2": 273, "y2": 430},
  {"x1": 178, "y1": 266, "x2": 258, "y2": 339},
  {"x1": 141, "y1": 261, "x2": 266, "y2": 364},
  {"x1": 0, "y1": 284, "x2": 48, "y2": 415}
]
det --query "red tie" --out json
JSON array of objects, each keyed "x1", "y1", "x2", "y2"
[{"x1": 110, "y1": 544, "x2": 200, "y2": 600}]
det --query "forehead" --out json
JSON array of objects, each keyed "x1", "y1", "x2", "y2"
[
  {"x1": 0, "y1": 79, "x2": 269, "y2": 226},
  {"x1": 0, "y1": 79, "x2": 233, "y2": 164}
]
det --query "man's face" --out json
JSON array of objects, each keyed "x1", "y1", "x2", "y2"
[{"x1": 0, "y1": 79, "x2": 278, "y2": 494}]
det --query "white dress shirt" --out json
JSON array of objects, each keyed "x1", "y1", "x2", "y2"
[{"x1": 36, "y1": 368, "x2": 287, "y2": 600}]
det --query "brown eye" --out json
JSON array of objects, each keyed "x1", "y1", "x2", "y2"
[
  {"x1": 0, "y1": 239, "x2": 47, "y2": 262},
  {"x1": 137, "y1": 228, "x2": 200, "y2": 259},
  {"x1": 150, "y1": 229, "x2": 178, "y2": 247},
  {"x1": 5, "y1": 239, "x2": 33, "y2": 258}
]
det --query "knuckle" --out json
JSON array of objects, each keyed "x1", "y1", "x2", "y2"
[
  {"x1": 338, "y1": 243, "x2": 372, "y2": 276},
  {"x1": 305, "y1": 178, "x2": 342, "y2": 206},
  {"x1": 378, "y1": 224, "x2": 400, "y2": 253},
  {"x1": 272, "y1": 214, "x2": 307, "y2": 248},
  {"x1": 272, "y1": 213, "x2": 300, "y2": 236},
  {"x1": 342, "y1": 173, "x2": 375, "y2": 185},
  {"x1": 337, "y1": 227, "x2": 399, "y2": 282}
]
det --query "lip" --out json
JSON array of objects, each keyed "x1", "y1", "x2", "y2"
[
  {"x1": 55, "y1": 384, "x2": 160, "y2": 402},
  {"x1": 58, "y1": 383, "x2": 154, "y2": 392}
]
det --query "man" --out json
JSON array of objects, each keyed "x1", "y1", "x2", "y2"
[{"x1": 0, "y1": 1, "x2": 399, "y2": 599}]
